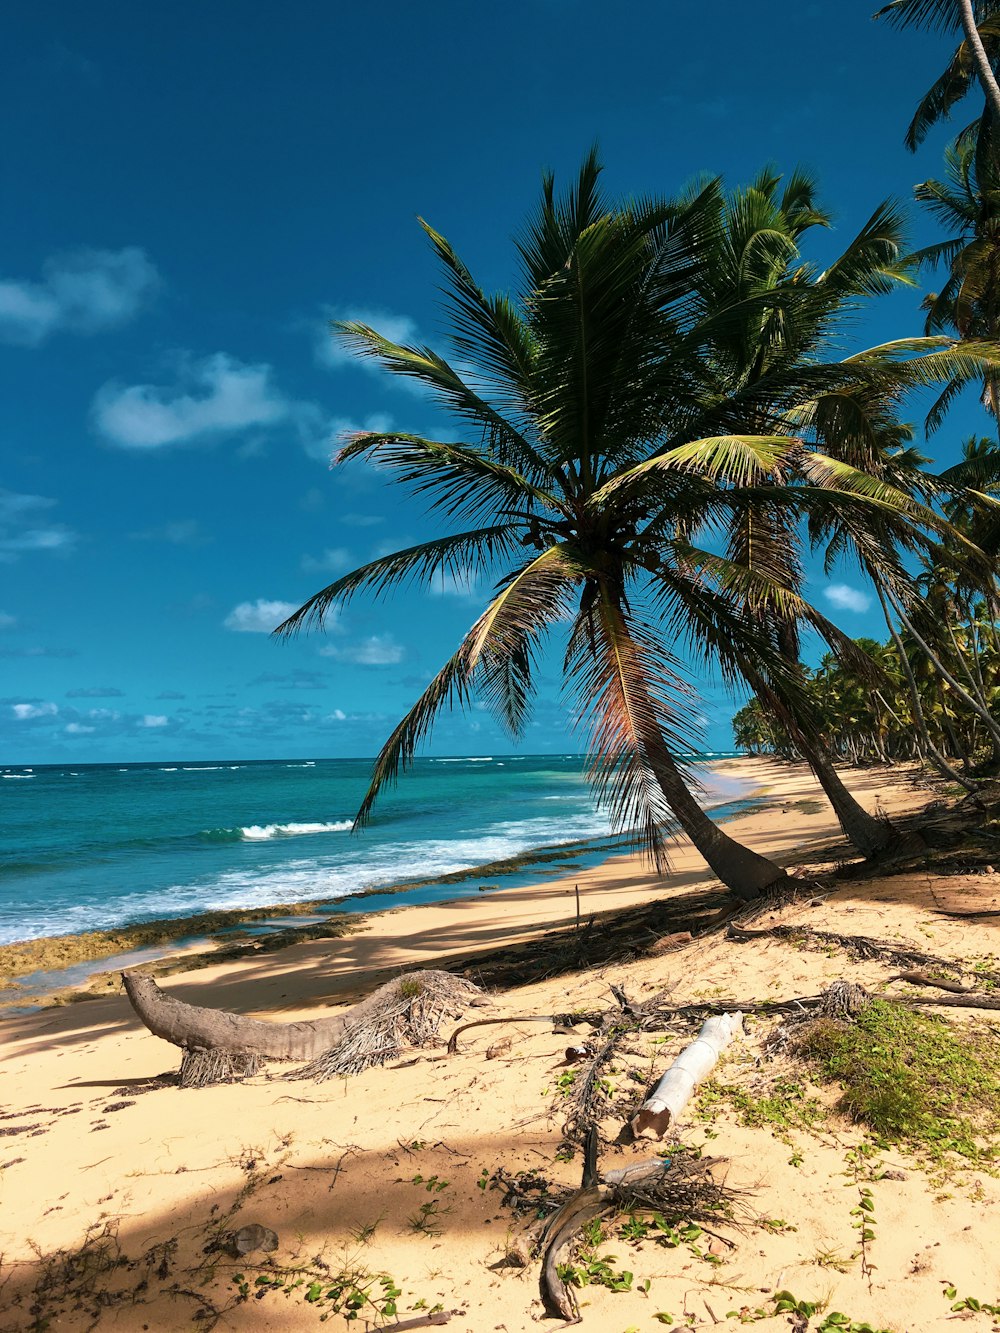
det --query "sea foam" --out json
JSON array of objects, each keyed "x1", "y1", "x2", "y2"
[{"x1": 239, "y1": 820, "x2": 354, "y2": 840}]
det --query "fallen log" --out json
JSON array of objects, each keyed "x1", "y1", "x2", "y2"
[
  {"x1": 123, "y1": 971, "x2": 351, "y2": 1060},
  {"x1": 123, "y1": 969, "x2": 482, "y2": 1085},
  {"x1": 631, "y1": 1012, "x2": 744, "y2": 1139}
]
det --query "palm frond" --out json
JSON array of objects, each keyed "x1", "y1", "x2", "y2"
[
  {"x1": 337, "y1": 430, "x2": 559, "y2": 524},
  {"x1": 273, "y1": 526, "x2": 518, "y2": 636},
  {"x1": 353, "y1": 545, "x2": 579, "y2": 826},
  {"x1": 564, "y1": 583, "x2": 694, "y2": 870}
]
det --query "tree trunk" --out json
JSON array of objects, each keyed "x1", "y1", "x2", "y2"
[
  {"x1": 959, "y1": 0, "x2": 1000, "y2": 124},
  {"x1": 800, "y1": 741, "x2": 895, "y2": 855},
  {"x1": 122, "y1": 969, "x2": 476, "y2": 1062},
  {"x1": 886, "y1": 587, "x2": 1000, "y2": 744},
  {"x1": 875, "y1": 585, "x2": 978, "y2": 792},
  {"x1": 123, "y1": 971, "x2": 351, "y2": 1059},
  {"x1": 631, "y1": 1011, "x2": 744, "y2": 1138},
  {"x1": 746, "y1": 669, "x2": 896, "y2": 856},
  {"x1": 652, "y1": 750, "x2": 787, "y2": 901}
]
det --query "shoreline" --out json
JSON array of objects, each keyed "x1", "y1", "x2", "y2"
[
  {"x1": 0, "y1": 763, "x2": 774, "y2": 1006},
  {"x1": 0, "y1": 758, "x2": 900, "y2": 1012}
]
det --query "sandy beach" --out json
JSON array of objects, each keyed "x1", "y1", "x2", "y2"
[{"x1": 3, "y1": 758, "x2": 999, "y2": 1333}]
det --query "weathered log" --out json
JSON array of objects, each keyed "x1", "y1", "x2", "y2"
[
  {"x1": 123, "y1": 969, "x2": 480, "y2": 1066},
  {"x1": 123, "y1": 971, "x2": 351, "y2": 1060},
  {"x1": 631, "y1": 1012, "x2": 744, "y2": 1139}
]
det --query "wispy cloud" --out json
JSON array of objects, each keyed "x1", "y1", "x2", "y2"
[
  {"x1": 11, "y1": 701, "x2": 58, "y2": 720},
  {"x1": 130, "y1": 518, "x2": 209, "y2": 546},
  {"x1": 314, "y1": 305, "x2": 418, "y2": 371},
  {"x1": 92, "y1": 350, "x2": 389, "y2": 463},
  {"x1": 0, "y1": 247, "x2": 159, "y2": 347},
  {"x1": 0, "y1": 612, "x2": 15, "y2": 630},
  {"x1": 66, "y1": 686, "x2": 124, "y2": 698},
  {"x1": 0, "y1": 487, "x2": 76, "y2": 561},
  {"x1": 429, "y1": 567, "x2": 480, "y2": 599},
  {"x1": 301, "y1": 546, "x2": 352, "y2": 574},
  {"x1": 0, "y1": 645, "x2": 76, "y2": 659},
  {"x1": 320, "y1": 633, "x2": 404, "y2": 666},
  {"x1": 823, "y1": 583, "x2": 871, "y2": 614},
  {"x1": 223, "y1": 599, "x2": 301, "y2": 633}
]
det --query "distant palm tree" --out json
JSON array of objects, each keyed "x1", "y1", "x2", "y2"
[{"x1": 279, "y1": 156, "x2": 997, "y2": 895}]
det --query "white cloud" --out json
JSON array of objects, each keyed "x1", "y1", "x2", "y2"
[
  {"x1": 0, "y1": 247, "x2": 159, "y2": 347},
  {"x1": 0, "y1": 612, "x2": 15, "y2": 629},
  {"x1": 314, "y1": 305, "x2": 418, "y2": 370},
  {"x1": 320, "y1": 633, "x2": 404, "y2": 666},
  {"x1": 224, "y1": 599, "x2": 300, "y2": 633},
  {"x1": 300, "y1": 411, "x2": 393, "y2": 465},
  {"x1": 92, "y1": 350, "x2": 390, "y2": 464},
  {"x1": 342, "y1": 512, "x2": 384, "y2": 527},
  {"x1": 93, "y1": 352, "x2": 289, "y2": 450},
  {"x1": 429, "y1": 567, "x2": 480, "y2": 599},
  {"x1": 65, "y1": 722, "x2": 96, "y2": 734},
  {"x1": 324, "y1": 708, "x2": 348, "y2": 722},
  {"x1": 301, "y1": 546, "x2": 352, "y2": 574},
  {"x1": 12, "y1": 701, "x2": 58, "y2": 720},
  {"x1": 823, "y1": 583, "x2": 871, "y2": 614},
  {"x1": 0, "y1": 487, "x2": 76, "y2": 561},
  {"x1": 140, "y1": 714, "x2": 169, "y2": 728}
]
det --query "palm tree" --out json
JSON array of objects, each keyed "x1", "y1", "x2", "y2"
[
  {"x1": 279, "y1": 157, "x2": 998, "y2": 894},
  {"x1": 662, "y1": 168, "x2": 978, "y2": 852},
  {"x1": 280, "y1": 157, "x2": 804, "y2": 899},
  {"x1": 877, "y1": 0, "x2": 1000, "y2": 128},
  {"x1": 909, "y1": 138, "x2": 1000, "y2": 435}
]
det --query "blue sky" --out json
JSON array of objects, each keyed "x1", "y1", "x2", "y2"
[{"x1": 0, "y1": 1, "x2": 989, "y2": 763}]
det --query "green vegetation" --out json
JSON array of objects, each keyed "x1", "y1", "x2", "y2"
[
  {"x1": 792, "y1": 1001, "x2": 1000, "y2": 1163},
  {"x1": 697, "y1": 1077, "x2": 826, "y2": 1137}
]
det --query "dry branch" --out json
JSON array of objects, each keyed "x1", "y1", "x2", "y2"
[
  {"x1": 631, "y1": 1013, "x2": 743, "y2": 1138},
  {"x1": 726, "y1": 922, "x2": 1000, "y2": 986}
]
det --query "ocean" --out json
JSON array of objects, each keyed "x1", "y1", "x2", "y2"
[{"x1": 0, "y1": 753, "x2": 755, "y2": 946}]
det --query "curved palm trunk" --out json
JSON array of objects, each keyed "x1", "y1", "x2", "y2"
[
  {"x1": 797, "y1": 739, "x2": 895, "y2": 855},
  {"x1": 651, "y1": 750, "x2": 787, "y2": 902},
  {"x1": 959, "y1": 0, "x2": 1000, "y2": 124},
  {"x1": 886, "y1": 587, "x2": 1000, "y2": 745},
  {"x1": 750, "y1": 675, "x2": 896, "y2": 856},
  {"x1": 123, "y1": 970, "x2": 351, "y2": 1059},
  {"x1": 876, "y1": 585, "x2": 978, "y2": 792}
]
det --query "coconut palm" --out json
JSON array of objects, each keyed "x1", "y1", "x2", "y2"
[
  {"x1": 279, "y1": 156, "x2": 998, "y2": 895},
  {"x1": 909, "y1": 138, "x2": 1000, "y2": 433},
  {"x1": 877, "y1": 0, "x2": 1000, "y2": 128},
  {"x1": 660, "y1": 168, "x2": 985, "y2": 851}
]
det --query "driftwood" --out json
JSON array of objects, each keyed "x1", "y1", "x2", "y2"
[
  {"x1": 631, "y1": 1012, "x2": 744, "y2": 1139},
  {"x1": 727, "y1": 922, "x2": 1000, "y2": 987},
  {"x1": 888, "y1": 969, "x2": 975, "y2": 994},
  {"x1": 123, "y1": 970, "x2": 483, "y2": 1086},
  {"x1": 123, "y1": 972, "x2": 352, "y2": 1060},
  {"x1": 537, "y1": 1153, "x2": 735, "y2": 1322}
]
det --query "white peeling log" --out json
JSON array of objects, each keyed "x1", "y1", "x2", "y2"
[{"x1": 630, "y1": 1012, "x2": 743, "y2": 1139}]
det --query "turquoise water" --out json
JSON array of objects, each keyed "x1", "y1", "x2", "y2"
[{"x1": 0, "y1": 753, "x2": 750, "y2": 945}]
